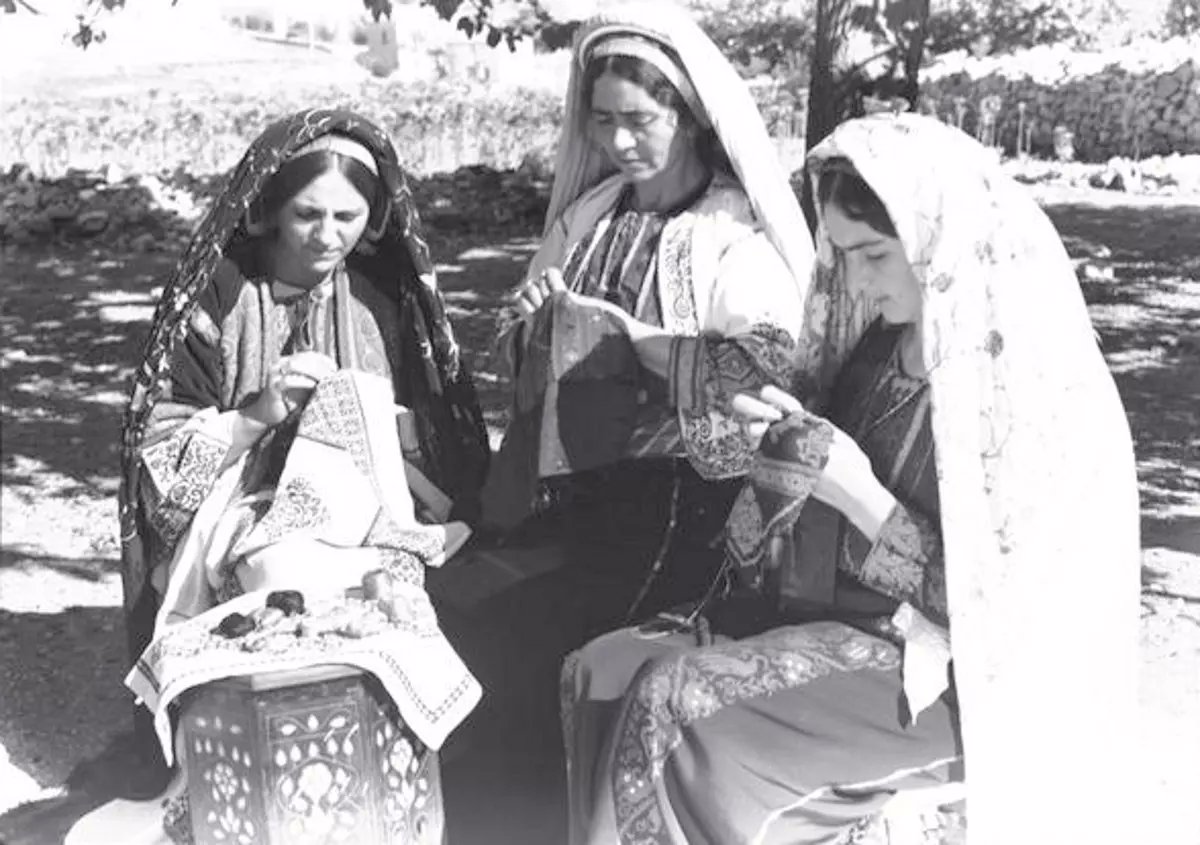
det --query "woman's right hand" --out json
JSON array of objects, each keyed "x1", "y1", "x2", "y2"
[
  {"x1": 244, "y1": 351, "x2": 339, "y2": 428},
  {"x1": 512, "y1": 266, "x2": 568, "y2": 319},
  {"x1": 734, "y1": 386, "x2": 895, "y2": 540}
]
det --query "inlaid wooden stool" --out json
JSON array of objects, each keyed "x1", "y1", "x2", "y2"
[{"x1": 180, "y1": 665, "x2": 443, "y2": 844}]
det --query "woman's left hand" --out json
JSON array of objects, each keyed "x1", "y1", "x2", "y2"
[{"x1": 558, "y1": 291, "x2": 655, "y2": 342}]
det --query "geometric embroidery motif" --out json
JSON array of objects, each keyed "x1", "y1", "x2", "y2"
[
  {"x1": 297, "y1": 375, "x2": 373, "y2": 479},
  {"x1": 611, "y1": 623, "x2": 900, "y2": 845},
  {"x1": 253, "y1": 477, "x2": 331, "y2": 547}
]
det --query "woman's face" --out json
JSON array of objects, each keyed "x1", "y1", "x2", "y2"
[
  {"x1": 273, "y1": 169, "x2": 371, "y2": 283},
  {"x1": 823, "y1": 202, "x2": 922, "y2": 325},
  {"x1": 589, "y1": 73, "x2": 689, "y2": 183}
]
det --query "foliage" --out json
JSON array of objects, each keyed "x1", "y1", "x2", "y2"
[
  {"x1": 366, "y1": 1, "x2": 587, "y2": 51},
  {"x1": 0, "y1": 70, "x2": 804, "y2": 182},
  {"x1": 803, "y1": 0, "x2": 933, "y2": 160},
  {"x1": 24, "y1": 0, "x2": 582, "y2": 52},
  {"x1": 695, "y1": 0, "x2": 815, "y2": 78},
  {"x1": 925, "y1": 0, "x2": 1078, "y2": 56},
  {"x1": 365, "y1": 0, "x2": 556, "y2": 52},
  {"x1": 1, "y1": 80, "x2": 565, "y2": 179},
  {"x1": 1165, "y1": 0, "x2": 1200, "y2": 36}
]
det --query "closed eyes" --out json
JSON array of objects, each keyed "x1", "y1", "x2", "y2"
[
  {"x1": 591, "y1": 112, "x2": 658, "y2": 128},
  {"x1": 294, "y1": 207, "x2": 365, "y2": 223}
]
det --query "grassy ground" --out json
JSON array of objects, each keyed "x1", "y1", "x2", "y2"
[{"x1": 1, "y1": 196, "x2": 1198, "y2": 843}]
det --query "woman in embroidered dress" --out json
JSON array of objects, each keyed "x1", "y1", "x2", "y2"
[
  {"x1": 477, "y1": 0, "x2": 814, "y2": 650},
  {"x1": 72, "y1": 109, "x2": 489, "y2": 844},
  {"x1": 561, "y1": 113, "x2": 1140, "y2": 845}
]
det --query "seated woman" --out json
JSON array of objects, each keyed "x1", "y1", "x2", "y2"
[
  {"x1": 74, "y1": 108, "x2": 490, "y2": 844},
  {"x1": 562, "y1": 113, "x2": 1140, "y2": 845},
  {"x1": 478, "y1": 0, "x2": 814, "y2": 653}
]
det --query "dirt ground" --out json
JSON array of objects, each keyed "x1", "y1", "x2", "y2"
[{"x1": 1, "y1": 194, "x2": 1198, "y2": 844}]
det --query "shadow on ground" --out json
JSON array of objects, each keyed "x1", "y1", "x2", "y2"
[
  {"x1": 1046, "y1": 203, "x2": 1200, "y2": 593},
  {"x1": 1, "y1": 250, "x2": 159, "y2": 495},
  {"x1": 0, "y1": 604, "x2": 130, "y2": 845},
  {"x1": 0, "y1": 235, "x2": 534, "y2": 497}
]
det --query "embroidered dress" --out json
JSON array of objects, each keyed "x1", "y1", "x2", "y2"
[
  {"x1": 439, "y1": 9, "x2": 817, "y2": 837},
  {"x1": 562, "y1": 112, "x2": 1140, "y2": 845},
  {"x1": 121, "y1": 109, "x2": 490, "y2": 686},
  {"x1": 563, "y1": 323, "x2": 955, "y2": 845},
  {"x1": 78, "y1": 109, "x2": 490, "y2": 845},
  {"x1": 480, "y1": 16, "x2": 817, "y2": 629}
]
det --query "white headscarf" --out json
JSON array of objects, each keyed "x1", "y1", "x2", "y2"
[
  {"x1": 805, "y1": 113, "x2": 1141, "y2": 845},
  {"x1": 544, "y1": 0, "x2": 813, "y2": 293}
]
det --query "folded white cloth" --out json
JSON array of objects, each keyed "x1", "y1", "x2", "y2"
[
  {"x1": 128, "y1": 588, "x2": 481, "y2": 766},
  {"x1": 891, "y1": 601, "x2": 952, "y2": 726}
]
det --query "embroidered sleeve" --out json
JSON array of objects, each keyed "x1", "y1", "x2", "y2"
[
  {"x1": 843, "y1": 502, "x2": 946, "y2": 619},
  {"x1": 140, "y1": 408, "x2": 239, "y2": 547},
  {"x1": 667, "y1": 221, "x2": 806, "y2": 479},
  {"x1": 136, "y1": 258, "x2": 261, "y2": 550},
  {"x1": 726, "y1": 413, "x2": 833, "y2": 587},
  {"x1": 669, "y1": 322, "x2": 796, "y2": 415}
]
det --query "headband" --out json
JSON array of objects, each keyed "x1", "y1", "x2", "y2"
[
  {"x1": 291, "y1": 133, "x2": 380, "y2": 175},
  {"x1": 243, "y1": 132, "x2": 385, "y2": 238},
  {"x1": 580, "y1": 30, "x2": 711, "y2": 129}
]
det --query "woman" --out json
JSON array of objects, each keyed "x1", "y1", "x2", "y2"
[
  {"x1": 79, "y1": 108, "x2": 489, "y2": 844},
  {"x1": 481, "y1": 0, "x2": 814, "y2": 639},
  {"x1": 562, "y1": 113, "x2": 1140, "y2": 845},
  {"x1": 120, "y1": 108, "x2": 488, "y2": 633}
]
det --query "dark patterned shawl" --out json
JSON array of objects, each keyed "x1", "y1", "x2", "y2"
[{"x1": 119, "y1": 108, "x2": 489, "y2": 660}]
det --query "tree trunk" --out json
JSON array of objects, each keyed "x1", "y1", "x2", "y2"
[
  {"x1": 800, "y1": 0, "x2": 855, "y2": 233},
  {"x1": 805, "y1": 0, "x2": 856, "y2": 157},
  {"x1": 896, "y1": 0, "x2": 932, "y2": 107},
  {"x1": 800, "y1": 0, "x2": 931, "y2": 232}
]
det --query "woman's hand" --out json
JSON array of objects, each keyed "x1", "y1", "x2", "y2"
[
  {"x1": 814, "y1": 426, "x2": 893, "y2": 533},
  {"x1": 512, "y1": 266, "x2": 568, "y2": 318},
  {"x1": 512, "y1": 269, "x2": 650, "y2": 339},
  {"x1": 561, "y1": 291, "x2": 658, "y2": 343},
  {"x1": 730, "y1": 384, "x2": 793, "y2": 441},
  {"x1": 244, "y1": 351, "x2": 339, "y2": 428},
  {"x1": 733, "y1": 386, "x2": 896, "y2": 540}
]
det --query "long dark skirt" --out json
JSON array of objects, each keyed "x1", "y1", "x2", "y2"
[{"x1": 434, "y1": 458, "x2": 741, "y2": 844}]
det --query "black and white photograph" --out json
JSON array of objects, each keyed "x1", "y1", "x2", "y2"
[{"x1": 1, "y1": 0, "x2": 1197, "y2": 842}]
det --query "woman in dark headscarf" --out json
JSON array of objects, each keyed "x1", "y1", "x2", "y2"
[
  {"x1": 119, "y1": 108, "x2": 488, "y2": 657},
  {"x1": 86, "y1": 108, "x2": 489, "y2": 844}
]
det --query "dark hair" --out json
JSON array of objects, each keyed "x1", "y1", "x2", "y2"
[
  {"x1": 817, "y1": 160, "x2": 897, "y2": 237},
  {"x1": 259, "y1": 143, "x2": 387, "y2": 230},
  {"x1": 583, "y1": 48, "x2": 690, "y2": 121},
  {"x1": 582, "y1": 45, "x2": 730, "y2": 172}
]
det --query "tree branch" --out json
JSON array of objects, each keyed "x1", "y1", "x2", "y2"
[{"x1": 6, "y1": 0, "x2": 44, "y2": 14}]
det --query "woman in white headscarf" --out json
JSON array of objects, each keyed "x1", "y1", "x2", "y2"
[
  {"x1": 561, "y1": 112, "x2": 1140, "y2": 845},
  {"x1": 480, "y1": 1, "x2": 814, "y2": 646}
]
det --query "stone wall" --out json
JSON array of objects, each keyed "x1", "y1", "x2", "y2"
[{"x1": 920, "y1": 37, "x2": 1200, "y2": 162}]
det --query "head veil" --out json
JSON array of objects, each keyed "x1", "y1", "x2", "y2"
[
  {"x1": 804, "y1": 113, "x2": 1140, "y2": 843},
  {"x1": 545, "y1": 0, "x2": 813, "y2": 291},
  {"x1": 119, "y1": 109, "x2": 489, "y2": 647}
]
